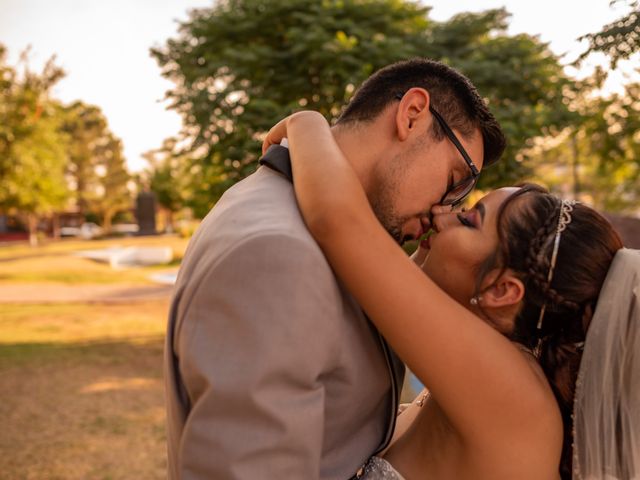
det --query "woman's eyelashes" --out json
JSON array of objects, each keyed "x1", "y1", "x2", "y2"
[{"x1": 456, "y1": 210, "x2": 476, "y2": 228}]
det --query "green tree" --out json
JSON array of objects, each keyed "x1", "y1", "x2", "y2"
[
  {"x1": 61, "y1": 101, "x2": 108, "y2": 215},
  {"x1": 91, "y1": 137, "x2": 131, "y2": 233},
  {"x1": 0, "y1": 45, "x2": 69, "y2": 245},
  {"x1": 61, "y1": 101, "x2": 132, "y2": 231},
  {"x1": 153, "y1": 2, "x2": 573, "y2": 215},
  {"x1": 578, "y1": 82, "x2": 640, "y2": 212},
  {"x1": 143, "y1": 138, "x2": 190, "y2": 228},
  {"x1": 152, "y1": 0, "x2": 430, "y2": 214},
  {"x1": 421, "y1": 9, "x2": 575, "y2": 187},
  {"x1": 528, "y1": 75, "x2": 640, "y2": 213},
  {"x1": 578, "y1": 0, "x2": 640, "y2": 68}
]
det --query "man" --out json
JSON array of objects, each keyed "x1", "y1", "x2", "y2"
[{"x1": 165, "y1": 58, "x2": 506, "y2": 479}]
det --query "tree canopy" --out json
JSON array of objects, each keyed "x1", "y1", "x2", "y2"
[
  {"x1": 152, "y1": 0, "x2": 575, "y2": 215},
  {"x1": 578, "y1": 0, "x2": 640, "y2": 68},
  {"x1": 0, "y1": 46, "x2": 69, "y2": 243},
  {"x1": 61, "y1": 101, "x2": 131, "y2": 232},
  {"x1": 0, "y1": 45, "x2": 133, "y2": 241}
]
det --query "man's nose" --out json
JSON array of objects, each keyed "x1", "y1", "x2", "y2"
[
  {"x1": 433, "y1": 211, "x2": 458, "y2": 232},
  {"x1": 420, "y1": 215, "x2": 432, "y2": 232}
]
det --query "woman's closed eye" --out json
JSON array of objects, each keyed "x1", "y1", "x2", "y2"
[{"x1": 456, "y1": 210, "x2": 477, "y2": 228}]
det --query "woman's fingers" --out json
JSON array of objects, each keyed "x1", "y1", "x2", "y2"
[
  {"x1": 262, "y1": 117, "x2": 290, "y2": 154},
  {"x1": 262, "y1": 111, "x2": 327, "y2": 155}
]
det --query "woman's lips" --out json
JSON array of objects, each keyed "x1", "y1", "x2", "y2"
[{"x1": 418, "y1": 229, "x2": 435, "y2": 250}]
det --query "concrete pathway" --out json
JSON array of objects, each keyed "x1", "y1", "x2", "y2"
[{"x1": 0, "y1": 283, "x2": 174, "y2": 304}]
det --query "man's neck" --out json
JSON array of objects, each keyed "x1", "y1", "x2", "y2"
[{"x1": 331, "y1": 121, "x2": 389, "y2": 196}]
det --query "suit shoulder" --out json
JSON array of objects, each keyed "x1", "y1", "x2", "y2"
[{"x1": 196, "y1": 167, "x2": 317, "y2": 249}]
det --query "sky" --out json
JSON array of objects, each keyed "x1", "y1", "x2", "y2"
[{"x1": 1, "y1": 0, "x2": 637, "y2": 172}]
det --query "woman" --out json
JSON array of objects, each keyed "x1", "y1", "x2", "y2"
[{"x1": 262, "y1": 111, "x2": 639, "y2": 479}]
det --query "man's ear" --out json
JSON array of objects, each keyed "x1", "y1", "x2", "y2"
[
  {"x1": 395, "y1": 88, "x2": 430, "y2": 142},
  {"x1": 480, "y1": 269, "x2": 525, "y2": 309}
]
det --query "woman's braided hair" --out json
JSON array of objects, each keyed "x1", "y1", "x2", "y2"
[{"x1": 474, "y1": 184, "x2": 623, "y2": 479}]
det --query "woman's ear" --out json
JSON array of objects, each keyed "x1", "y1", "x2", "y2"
[
  {"x1": 480, "y1": 269, "x2": 525, "y2": 309},
  {"x1": 395, "y1": 87, "x2": 430, "y2": 142}
]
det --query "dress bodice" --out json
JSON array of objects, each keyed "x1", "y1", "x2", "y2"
[{"x1": 356, "y1": 456, "x2": 406, "y2": 480}]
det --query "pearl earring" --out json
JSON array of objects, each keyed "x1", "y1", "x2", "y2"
[{"x1": 470, "y1": 295, "x2": 482, "y2": 306}]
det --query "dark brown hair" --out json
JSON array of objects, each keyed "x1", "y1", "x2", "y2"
[
  {"x1": 475, "y1": 184, "x2": 623, "y2": 479},
  {"x1": 336, "y1": 58, "x2": 506, "y2": 167}
]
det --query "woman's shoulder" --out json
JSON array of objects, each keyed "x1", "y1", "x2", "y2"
[{"x1": 496, "y1": 349, "x2": 564, "y2": 467}]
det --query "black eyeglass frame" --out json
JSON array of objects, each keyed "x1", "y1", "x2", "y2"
[{"x1": 394, "y1": 93, "x2": 480, "y2": 207}]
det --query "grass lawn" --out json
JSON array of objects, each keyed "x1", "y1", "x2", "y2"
[
  {"x1": 0, "y1": 235, "x2": 418, "y2": 479},
  {"x1": 0, "y1": 301, "x2": 169, "y2": 480},
  {"x1": 0, "y1": 235, "x2": 189, "y2": 284}
]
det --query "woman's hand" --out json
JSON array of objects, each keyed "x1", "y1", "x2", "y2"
[
  {"x1": 262, "y1": 115, "x2": 291, "y2": 154},
  {"x1": 262, "y1": 111, "x2": 327, "y2": 155}
]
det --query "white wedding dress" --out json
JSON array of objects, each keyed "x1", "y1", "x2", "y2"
[{"x1": 357, "y1": 456, "x2": 406, "y2": 480}]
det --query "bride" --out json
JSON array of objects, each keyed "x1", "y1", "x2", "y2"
[{"x1": 263, "y1": 111, "x2": 639, "y2": 479}]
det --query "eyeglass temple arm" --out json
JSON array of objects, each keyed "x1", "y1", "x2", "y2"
[
  {"x1": 427, "y1": 107, "x2": 480, "y2": 176},
  {"x1": 394, "y1": 92, "x2": 479, "y2": 176}
]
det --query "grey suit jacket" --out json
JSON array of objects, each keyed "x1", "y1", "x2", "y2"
[{"x1": 165, "y1": 146, "x2": 405, "y2": 479}]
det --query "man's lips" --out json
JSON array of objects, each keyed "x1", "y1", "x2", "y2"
[{"x1": 404, "y1": 218, "x2": 432, "y2": 243}]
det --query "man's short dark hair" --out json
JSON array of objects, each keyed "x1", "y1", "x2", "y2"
[{"x1": 336, "y1": 58, "x2": 506, "y2": 167}]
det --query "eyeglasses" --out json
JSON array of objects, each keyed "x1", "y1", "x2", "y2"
[{"x1": 395, "y1": 93, "x2": 480, "y2": 207}]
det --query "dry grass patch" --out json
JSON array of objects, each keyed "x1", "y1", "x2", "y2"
[{"x1": 0, "y1": 301, "x2": 169, "y2": 480}]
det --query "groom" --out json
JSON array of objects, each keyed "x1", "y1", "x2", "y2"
[{"x1": 165, "y1": 58, "x2": 506, "y2": 479}]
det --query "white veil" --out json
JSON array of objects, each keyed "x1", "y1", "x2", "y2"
[{"x1": 573, "y1": 248, "x2": 640, "y2": 479}]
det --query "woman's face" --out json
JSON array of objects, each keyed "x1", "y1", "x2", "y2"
[{"x1": 417, "y1": 187, "x2": 520, "y2": 307}]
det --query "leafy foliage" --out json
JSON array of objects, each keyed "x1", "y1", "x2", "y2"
[
  {"x1": 0, "y1": 47, "x2": 68, "y2": 217},
  {"x1": 421, "y1": 9, "x2": 575, "y2": 188},
  {"x1": 528, "y1": 74, "x2": 640, "y2": 213},
  {"x1": 152, "y1": 0, "x2": 431, "y2": 213},
  {"x1": 61, "y1": 102, "x2": 109, "y2": 213},
  {"x1": 578, "y1": 0, "x2": 640, "y2": 68},
  {"x1": 152, "y1": 1, "x2": 575, "y2": 215},
  {"x1": 143, "y1": 138, "x2": 191, "y2": 220},
  {"x1": 92, "y1": 136, "x2": 131, "y2": 232},
  {"x1": 61, "y1": 101, "x2": 131, "y2": 231},
  {"x1": 0, "y1": 45, "x2": 132, "y2": 240}
]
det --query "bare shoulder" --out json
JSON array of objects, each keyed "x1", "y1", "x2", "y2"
[{"x1": 487, "y1": 351, "x2": 564, "y2": 474}]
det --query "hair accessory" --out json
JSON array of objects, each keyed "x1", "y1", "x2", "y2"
[{"x1": 536, "y1": 199, "x2": 577, "y2": 334}]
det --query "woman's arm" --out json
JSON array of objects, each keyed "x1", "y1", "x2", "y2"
[{"x1": 268, "y1": 112, "x2": 555, "y2": 445}]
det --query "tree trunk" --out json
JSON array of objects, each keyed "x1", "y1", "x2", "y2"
[
  {"x1": 103, "y1": 210, "x2": 113, "y2": 235},
  {"x1": 28, "y1": 213, "x2": 38, "y2": 247},
  {"x1": 571, "y1": 132, "x2": 581, "y2": 199},
  {"x1": 166, "y1": 209, "x2": 174, "y2": 233},
  {"x1": 52, "y1": 213, "x2": 61, "y2": 240}
]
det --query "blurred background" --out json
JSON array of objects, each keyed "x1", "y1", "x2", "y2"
[{"x1": 1, "y1": 0, "x2": 638, "y2": 478}]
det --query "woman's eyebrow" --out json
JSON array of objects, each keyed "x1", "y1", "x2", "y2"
[{"x1": 476, "y1": 202, "x2": 486, "y2": 224}]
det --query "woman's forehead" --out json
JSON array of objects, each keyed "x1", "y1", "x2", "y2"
[{"x1": 479, "y1": 187, "x2": 520, "y2": 210}]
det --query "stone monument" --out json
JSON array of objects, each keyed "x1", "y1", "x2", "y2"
[{"x1": 135, "y1": 190, "x2": 157, "y2": 235}]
